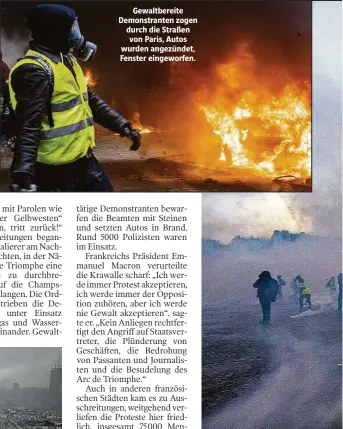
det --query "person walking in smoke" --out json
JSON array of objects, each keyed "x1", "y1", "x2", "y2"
[
  {"x1": 253, "y1": 271, "x2": 279, "y2": 324},
  {"x1": 276, "y1": 275, "x2": 286, "y2": 299},
  {"x1": 290, "y1": 275, "x2": 312, "y2": 311},
  {"x1": 299, "y1": 285, "x2": 312, "y2": 310},
  {"x1": 290, "y1": 275, "x2": 304, "y2": 302},
  {"x1": 8, "y1": 4, "x2": 141, "y2": 192}
]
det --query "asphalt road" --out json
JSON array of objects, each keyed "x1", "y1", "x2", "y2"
[
  {"x1": 0, "y1": 132, "x2": 311, "y2": 192},
  {"x1": 203, "y1": 301, "x2": 342, "y2": 429}
]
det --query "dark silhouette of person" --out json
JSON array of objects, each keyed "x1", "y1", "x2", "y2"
[
  {"x1": 338, "y1": 273, "x2": 342, "y2": 316},
  {"x1": 290, "y1": 275, "x2": 305, "y2": 301},
  {"x1": 253, "y1": 271, "x2": 279, "y2": 324},
  {"x1": 299, "y1": 286, "x2": 312, "y2": 310}
]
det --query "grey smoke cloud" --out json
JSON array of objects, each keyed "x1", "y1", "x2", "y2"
[
  {"x1": 202, "y1": 237, "x2": 341, "y2": 304},
  {"x1": 1, "y1": 30, "x2": 30, "y2": 68}
]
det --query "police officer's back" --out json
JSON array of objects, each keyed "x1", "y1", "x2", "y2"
[{"x1": 253, "y1": 271, "x2": 279, "y2": 324}]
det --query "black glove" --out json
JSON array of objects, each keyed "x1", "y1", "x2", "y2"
[
  {"x1": 11, "y1": 173, "x2": 37, "y2": 192},
  {"x1": 129, "y1": 130, "x2": 141, "y2": 151},
  {"x1": 121, "y1": 126, "x2": 141, "y2": 151}
]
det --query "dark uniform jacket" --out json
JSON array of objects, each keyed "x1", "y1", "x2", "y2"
[{"x1": 253, "y1": 277, "x2": 279, "y2": 301}]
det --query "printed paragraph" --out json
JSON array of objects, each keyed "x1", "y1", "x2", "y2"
[
  {"x1": 74, "y1": 198, "x2": 201, "y2": 429},
  {"x1": 0, "y1": 204, "x2": 64, "y2": 336}
]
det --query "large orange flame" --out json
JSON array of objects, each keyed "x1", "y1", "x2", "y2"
[{"x1": 198, "y1": 43, "x2": 311, "y2": 177}]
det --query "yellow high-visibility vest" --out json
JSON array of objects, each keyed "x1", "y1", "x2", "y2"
[
  {"x1": 9, "y1": 49, "x2": 95, "y2": 165},
  {"x1": 301, "y1": 287, "x2": 311, "y2": 295}
]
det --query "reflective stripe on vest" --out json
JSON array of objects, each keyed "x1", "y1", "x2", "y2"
[
  {"x1": 9, "y1": 50, "x2": 95, "y2": 165},
  {"x1": 50, "y1": 92, "x2": 88, "y2": 113},
  {"x1": 41, "y1": 116, "x2": 94, "y2": 140}
]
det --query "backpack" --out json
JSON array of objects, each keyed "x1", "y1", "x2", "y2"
[{"x1": 0, "y1": 54, "x2": 55, "y2": 145}]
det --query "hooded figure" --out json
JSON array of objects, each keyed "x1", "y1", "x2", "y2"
[
  {"x1": 25, "y1": 4, "x2": 97, "y2": 61},
  {"x1": 26, "y1": 4, "x2": 77, "y2": 55},
  {"x1": 8, "y1": 4, "x2": 141, "y2": 192},
  {"x1": 253, "y1": 271, "x2": 279, "y2": 324},
  {"x1": 294, "y1": 275, "x2": 304, "y2": 284}
]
